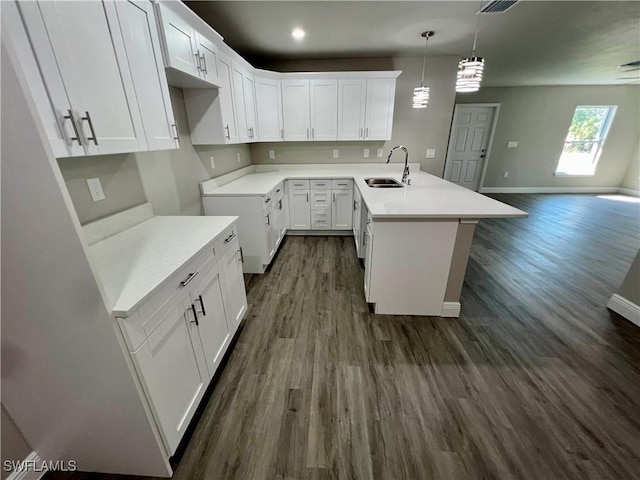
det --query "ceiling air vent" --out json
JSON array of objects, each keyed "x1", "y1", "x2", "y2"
[
  {"x1": 479, "y1": 1, "x2": 519, "y2": 14},
  {"x1": 618, "y1": 60, "x2": 640, "y2": 69}
]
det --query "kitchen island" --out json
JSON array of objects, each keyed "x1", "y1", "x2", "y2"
[{"x1": 201, "y1": 163, "x2": 527, "y2": 317}]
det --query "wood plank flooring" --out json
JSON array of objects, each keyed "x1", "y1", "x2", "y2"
[{"x1": 48, "y1": 193, "x2": 640, "y2": 480}]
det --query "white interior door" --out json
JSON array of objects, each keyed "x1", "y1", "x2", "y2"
[{"x1": 444, "y1": 105, "x2": 496, "y2": 191}]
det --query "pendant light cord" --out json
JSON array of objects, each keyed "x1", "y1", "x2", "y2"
[
  {"x1": 420, "y1": 34, "x2": 430, "y2": 86},
  {"x1": 471, "y1": 0, "x2": 484, "y2": 56}
]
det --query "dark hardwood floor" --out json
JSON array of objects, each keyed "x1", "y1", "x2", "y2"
[{"x1": 49, "y1": 193, "x2": 640, "y2": 480}]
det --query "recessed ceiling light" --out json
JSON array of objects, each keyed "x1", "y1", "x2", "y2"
[{"x1": 292, "y1": 28, "x2": 305, "y2": 41}]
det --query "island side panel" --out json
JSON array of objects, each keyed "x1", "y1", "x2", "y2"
[
  {"x1": 369, "y1": 219, "x2": 458, "y2": 316},
  {"x1": 443, "y1": 221, "x2": 478, "y2": 316}
]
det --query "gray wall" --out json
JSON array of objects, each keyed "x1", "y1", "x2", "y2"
[
  {"x1": 252, "y1": 56, "x2": 459, "y2": 176},
  {"x1": 1, "y1": 405, "x2": 32, "y2": 480},
  {"x1": 621, "y1": 140, "x2": 639, "y2": 192},
  {"x1": 58, "y1": 87, "x2": 251, "y2": 224},
  {"x1": 456, "y1": 85, "x2": 640, "y2": 189},
  {"x1": 618, "y1": 250, "x2": 640, "y2": 306}
]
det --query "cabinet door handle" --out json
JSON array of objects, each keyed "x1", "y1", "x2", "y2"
[
  {"x1": 195, "y1": 51, "x2": 202, "y2": 71},
  {"x1": 63, "y1": 109, "x2": 83, "y2": 145},
  {"x1": 306, "y1": 193, "x2": 309, "y2": 202},
  {"x1": 306, "y1": 128, "x2": 309, "y2": 139},
  {"x1": 171, "y1": 123, "x2": 179, "y2": 140},
  {"x1": 265, "y1": 197, "x2": 271, "y2": 204},
  {"x1": 197, "y1": 295, "x2": 206, "y2": 316},
  {"x1": 81, "y1": 111, "x2": 98, "y2": 145},
  {"x1": 180, "y1": 272, "x2": 198, "y2": 287},
  {"x1": 281, "y1": 129, "x2": 284, "y2": 139},
  {"x1": 276, "y1": 188, "x2": 281, "y2": 193},
  {"x1": 353, "y1": 200, "x2": 357, "y2": 211},
  {"x1": 190, "y1": 304, "x2": 199, "y2": 326},
  {"x1": 225, "y1": 125, "x2": 230, "y2": 139},
  {"x1": 312, "y1": 128, "x2": 315, "y2": 139},
  {"x1": 360, "y1": 127, "x2": 363, "y2": 139},
  {"x1": 333, "y1": 192, "x2": 336, "y2": 203},
  {"x1": 365, "y1": 127, "x2": 369, "y2": 139},
  {"x1": 200, "y1": 54, "x2": 207, "y2": 74},
  {"x1": 266, "y1": 213, "x2": 270, "y2": 226},
  {"x1": 224, "y1": 232, "x2": 237, "y2": 243},
  {"x1": 239, "y1": 247, "x2": 244, "y2": 263}
]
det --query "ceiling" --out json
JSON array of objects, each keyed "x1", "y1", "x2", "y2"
[{"x1": 185, "y1": 1, "x2": 640, "y2": 87}]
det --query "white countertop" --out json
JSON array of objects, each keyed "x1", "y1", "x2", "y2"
[
  {"x1": 89, "y1": 215, "x2": 237, "y2": 317},
  {"x1": 201, "y1": 165, "x2": 528, "y2": 220}
]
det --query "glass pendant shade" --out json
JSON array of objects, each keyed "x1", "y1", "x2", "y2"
[
  {"x1": 412, "y1": 86, "x2": 429, "y2": 108},
  {"x1": 456, "y1": 56, "x2": 484, "y2": 92}
]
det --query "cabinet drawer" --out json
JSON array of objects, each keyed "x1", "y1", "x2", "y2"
[
  {"x1": 311, "y1": 190, "x2": 331, "y2": 208},
  {"x1": 311, "y1": 209, "x2": 331, "y2": 230},
  {"x1": 311, "y1": 179, "x2": 331, "y2": 190},
  {"x1": 331, "y1": 179, "x2": 353, "y2": 190},
  {"x1": 263, "y1": 183, "x2": 284, "y2": 209},
  {"x1": 214, "y1": 223, "x2": 239, "y2": 260},
  {"x1": 139, "y1": 247, "x2": 216, "y2": 336},
  {"x1": 288, "y1": 179, "x2": 310, "y2": 191}
]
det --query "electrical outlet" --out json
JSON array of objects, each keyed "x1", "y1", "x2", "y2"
[
  {"x1": 86, "y1": 177, "x2": 105, "y2": 202},
  {"x1": 504, "y1": 171, "x2": 509, "y2": 178},
  {"x1": 507, "y1": 141, "x2": 518, "y2": 148},
  {"x1": 209, "y1": 156, "x2": 215, "y2": 169},
  {"x1": 363, "y1": 149, "x2": 369, "y2": 158},
  {"x1": 333, "y1": 149, "x2": 339, "y2": 159},
  {"x1": 377, "y1": 149, "x2": 383, "y2": 158},
  {"x1": 237, "y1": 152, "x2": 241, "y2": 163},
  {"x1": 269, "y1": 150, "x2": 275, "y2": 159},
  {"x1": 426, "y1": 148, "x2": 436, "y2": 158}
]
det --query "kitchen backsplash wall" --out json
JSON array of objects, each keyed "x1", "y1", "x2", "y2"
[
  {"x1": 456, "y1": 85, "x2": 640, "y2": 189},
  {"x1": 252, "y1": 56, "x2": 460, "y2": 176},
  {"x1": 58, "y1": 87, "x2": 251, "y2": 225}
]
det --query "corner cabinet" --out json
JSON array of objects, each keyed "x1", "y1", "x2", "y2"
[{"x1": 11, "y1": 0, "x2": 178, "y2": 157}]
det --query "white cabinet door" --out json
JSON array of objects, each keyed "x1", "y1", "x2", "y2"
[
  {"x1": 310, "y1": 79, "x2": 338, "y2": 141},
  {"x1": 216, "y1": 54, "x2": 238, "y2": 143},
  {"x1": 365, "y1": 79, "x2": 395, "y2": 141},
  {"x1": 274, "y1": 198, "x2": 285, "y2": 245},
  {"x1": 282, "y1": 80, "x2": 311, "y2": 141},
  {"x1": 266, "y1": 208, "x2": 276, "y2": 259},
  {"x1": 220, "y1": 245, "x2": 247, "y2": 333},
  {"x1": 243, "y1": 73, "x2": 258, "y2": 141},
  {"x1": 255, "y1": 77, "x2": 283, "y2": 142},
  {"x1": 332, "y1": 189, "x2": 354, "y2": 230},
  {"x1": 232, "y1": 63, "x2": 249, "y2": 143},
  {"x1": 338, "y1": 79, "x2": 367, "y2": 141},
  {"x1": 364, "y1": 224, "x2": 374, "y2": 301},
  {"x1": 27, "y1": 1, "x2": 146, "y2": 155},
  {"x1": 155, "y1": 3, "x2": 199, "y2": 78},
  {"x1": 353, "y1": 187, "x2": 362, "y2": 254},
  {"x1": 288, "y1": 190, "x2": 311, "y2": 230},
  {"x1": 311, "y1": 210, "x2": 332, "y2": 230},
  {"x1": 115, "y1": 0, "x2": 178, "y2": 151},
  {"x1": 192, "y1": 264, "x2": 230, "y2": 378},
  {"x1": 131, "y1": 296, "x2": 207, "y2": 454},
  {"x1": 195, "y1": 32, "x2": 219, "y2": 85}
]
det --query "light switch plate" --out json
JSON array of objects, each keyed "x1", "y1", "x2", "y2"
[
  {"x1": 363, "y1": 149, "x2": 369, "y2": 158},
  {"x1": 507, "y1": 141, "x2": 518, "y2": 148},
  {"x1": 269, "y1": 150, "x2": 275, "y2": 159},
  {"x1": 86, "y1": 178, "x2": 105, "y2": 202},
  {"x1": 333, "y1": 149, "x2": 339, "y2": 159},
  {"x1": 377, "y1": 148, "x2": 383, "y2": 158},
  {"x1": 209, "y1": 156, "x2": 215, "y2": 169},
  {"x1": 426, "y1": 148, "x2": 436, "y2": 158}
]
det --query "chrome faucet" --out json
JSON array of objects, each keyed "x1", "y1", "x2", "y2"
[{"x1": 386, "y1": 145, "x2": 410, "y2": 184}]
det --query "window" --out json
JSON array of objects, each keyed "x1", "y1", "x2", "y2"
[{"x1": 554, "y1": 106, "x2": 617, "y2": 176}]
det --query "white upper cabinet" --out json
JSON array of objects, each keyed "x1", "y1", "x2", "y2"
[
  {"x1": 282, "y1": 80, "x2": 311, "y2": 141},
  {"x1": 310, "y1": 79, "x2": 338, "y2": 141},
  {"x1": 14, "y1": 0, "x2": 178, "y2": 157},
  {"x1": 255, "y1": 77, "x2": 284, "y2": 142},
  {"x1": 115, "y1": 0, "x2": 178, "y2": 151},
  {"x1": 154, "y1": 2, "x2": 221, "y2": 88},
  {"x1": 231, "y1": 62, "x2": 258, "y2": 143},
  {"x1": 243, "y1": 73, "x2": 258, "y2": 142},
  {"x1": 338, "y1": 78, "x2": 396, "y2": 141},
  {"x1": 216, "y1": 54, "x2": 239, "y2": 143}
]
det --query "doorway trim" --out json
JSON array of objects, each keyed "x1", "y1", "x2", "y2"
[{"x1": 444, "y1": 103, "x2": 501, "y2": 192}]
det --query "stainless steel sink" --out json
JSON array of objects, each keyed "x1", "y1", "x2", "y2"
[{"x1": 365, "y1": 178, "x2": 404, "y2": 188}]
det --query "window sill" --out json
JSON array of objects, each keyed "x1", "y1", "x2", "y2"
[{"x1": 553, "y1": 172, "x2": 595, "y2": 177}]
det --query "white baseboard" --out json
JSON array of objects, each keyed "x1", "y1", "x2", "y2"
[
  {"x1": 441, "y1": 302, "x2": 461, "y2": 317},
  {"x1": 479, "y1": 186, "x2": 619, "y2": 194},
  {"x1": 607, "y1": 294, "x2": 640, "y2": 327},
  {"x1": 618, "y1": 187, "x2": 640, "y2": 197},
  {"x1": 6, "y1": 451, "x2": 44, "y2": 480}
]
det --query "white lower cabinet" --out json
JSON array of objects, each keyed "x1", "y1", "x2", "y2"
[
  {"x1": 364, "y1": 220, "x2": 374, "y2": 301},
  {"x1": 332, "y1": 188, "x2": 353, "y2": 230},
  {"x1": 124, "y1": 224, "x2": 247, "y2": 455},
  {"x1": 353, "y1": 186, "x2": 362, "y2": 256},
  {"x1": 288, "y1": 183, "x2": 311, "y2": 230}
]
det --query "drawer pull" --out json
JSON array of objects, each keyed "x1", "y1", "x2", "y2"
[
  {"x1": 224, "y1": 232, "x2": 237, "y2": 243},
  {"x1": 180, "y1": 272, "x2": 198, "y2": 287},
  {"x1": 239, "y1": 247, "x2": 244, "y2": 263},
  {"x1": 63, "y1": 109, "x2": 83, "y2": 145},
  {"x1": 265, "y1": 197, "x2": 271, "y2": 204},
  {"x1": 190, "y1": 304, "x2": 199, "y2": 326},
  {"x1": 197, "y1": 295, "x2": 207, "y2": 316},
  {"x1": 276, "y1": 188, "x2": 281, "y2": 193}
]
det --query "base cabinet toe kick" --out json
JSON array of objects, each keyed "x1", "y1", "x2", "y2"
[{"x1": 363, "y1": 217, "x2": 478, "y2": 318}]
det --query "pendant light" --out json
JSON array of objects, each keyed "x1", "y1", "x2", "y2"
[
  {"x1": 412, "y1": 31, "x2": 434, "y2": 109},
  {"x1": 456, "y1": 2, "x2": 485, "y2": 93}
]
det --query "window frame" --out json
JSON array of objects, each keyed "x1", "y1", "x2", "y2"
[{"x1": 554, "y1": 105, "x2": 617, "y2": 177}]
